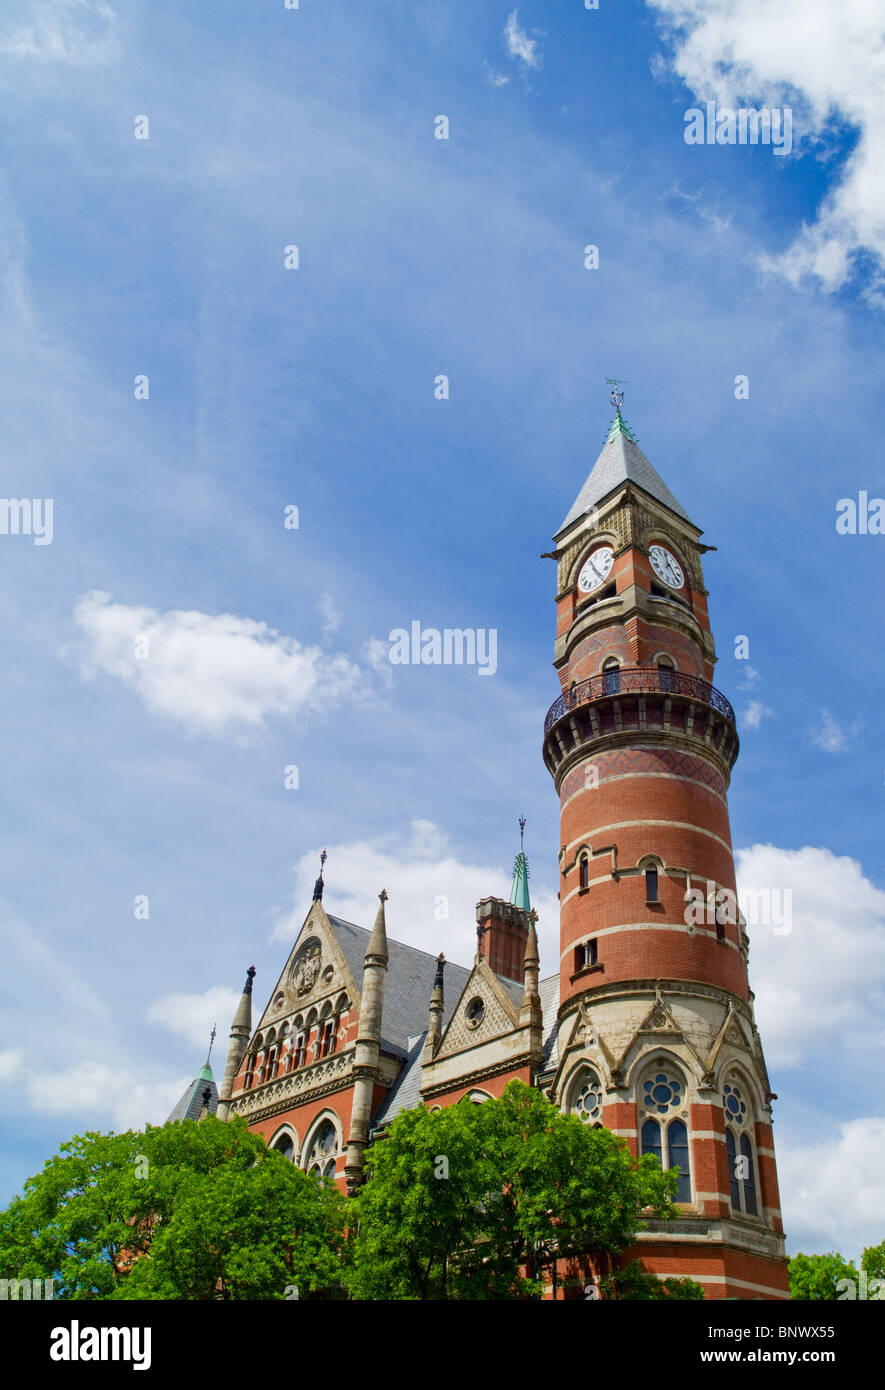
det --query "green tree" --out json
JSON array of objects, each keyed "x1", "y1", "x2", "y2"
[
  {"x1": 347, "y1": 1080, "x2": 679, "y2": 1300},
  {"x1": 861, "y1": 1240, "x2": 885, "y2": 1281},
  {"x1": 788, "y1": 1251, "x2": 858, "y2": 1300},
  {"x1": 599, "y1": 1259, "x2": 705, "y2": 1300},
  {"x1": 0, "y1": 1117, "x2": 346, "y2": 1300}
]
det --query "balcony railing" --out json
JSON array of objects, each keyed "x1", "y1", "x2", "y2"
[{"x1": 544, "y1": 666, "x2": 735, "y2": 734}]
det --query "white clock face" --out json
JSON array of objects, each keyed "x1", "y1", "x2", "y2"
[
  {"x1": 577, "y1": 546, "x2": 614, "y2": 594},
  {"x1": 648, "y1": 544, "x2": 685, "y2": 590}
]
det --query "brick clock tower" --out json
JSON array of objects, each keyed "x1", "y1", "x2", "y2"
[{"x1": 541, "y1": 392, "x2": 789, "y2": 1298}]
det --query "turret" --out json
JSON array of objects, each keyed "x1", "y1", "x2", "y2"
[
  {"x1": 423, "y1": 953, "x2": 446, "y2": 1061},
  {"x1": 216, "y1": 966, "x2": 255, "y2": 1122},
  {"x1": 344, "y1": 890, "x2": 389, "y2": 1193}
]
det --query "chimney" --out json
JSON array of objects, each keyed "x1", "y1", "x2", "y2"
[{"x1": 475, "y1": 897, "x2": 530, "y2": 983}]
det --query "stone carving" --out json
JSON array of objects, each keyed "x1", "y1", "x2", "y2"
[{"x1": 289, "y1": 937, "x2": 322, "y2": 997}]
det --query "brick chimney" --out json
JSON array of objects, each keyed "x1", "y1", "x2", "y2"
[{"x1": 475, "y1": 897, "x2": 531, "y2": 983}]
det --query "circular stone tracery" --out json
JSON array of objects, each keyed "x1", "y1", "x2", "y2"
[
  {"x1": 722, "y1": 1082, "x2": 747, "y2": 1124},
  {"x1": 642, "y1": 1072, "x2": 683, "y2": 1116},
  {"x1": 573, "y1": 1074, "x2": 604, "y2": 1124}
]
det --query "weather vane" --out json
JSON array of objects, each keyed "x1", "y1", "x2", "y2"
[
  {"x1": 605, "y1": 376, "x2": 629, "y2": 411},
  {"x1": 207, "y1": 1023, "x2": 216, "y2": 1064},
  {"x1": 519, "y1": 815, "x2": 526, "y2": 852}
]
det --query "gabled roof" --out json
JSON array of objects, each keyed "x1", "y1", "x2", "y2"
[
  {"x1": 555, "y1": 411, "x2": 694, "y2": 538},
  {"x1": 166, "y1": 1063, "x2": 219, "y2": 1123},
  {"x1": 327, "y1": 915, "x2": 471, "y2": 1057}
]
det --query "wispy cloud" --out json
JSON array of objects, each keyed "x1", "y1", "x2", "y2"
[
  {"x1": 0, "y1": 0, "x2": 119, "y2": 67},
  {"x1": 742, "y1": 698, "x2": 772, "y2": 730},
  {"x1": 504, "y1": 10, "x2": 542, "y2": 70},
  {"x1": 810, "y1": 708, "x2": 863, "y2": 754}
]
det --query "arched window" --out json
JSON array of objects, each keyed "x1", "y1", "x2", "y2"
[
  {"x1": 272, "y1": 1133, "x2": 295, "y2": 1163},
  {"x1": 320, "y1": 1018, "x2": 336, "y2": 1057},
  {"x1": 645, "y1": 866, "x2": 660, "y2": 902},
  {"x1": 266, "y1": 1047, "x2": 278, "y2": 1080},
  {"x1": 657, "y1": 655, "x2": 675, "y2": 692},
  {"x1": 579, "y1": 854, "x2": 589, "y2": 890},
  {"x1": 723, "y1": 1080, "x2": 759, "y2": 1217},
  {"x1": 244, "y1": 1054, "x2": 255, "y2": 1089},
  {"x1": 294, "y1": 1032, "x2": 307, "y2": 1068},
  {"x1": 639, "y1": 1066, "x2": 691, "y2": 1202},
  {"x1": 602, "y1": 657, "x2": 621, "y2": 695},
  {"x1": 570, "y1": 1068, "x2": 605, "y2": 1125},
  {"x1": 304, "y1": 1120, "x2": 340, "y2": 1180}
]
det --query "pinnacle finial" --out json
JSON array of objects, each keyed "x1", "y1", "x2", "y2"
[
  {"x1": 519, "y1": 815, "x2": 526, "y2": 852},
  {"x1": 379, "y1": 888, "x2": 388, "y2": 903},
  {"x1": 206, "y1": 1023, "x2": 217, "y2": 1065},
  {"x1": 313, "y1": 849, "x2": 327, "y2": 901},
  {"x1": 433, "y1": 952, "x2": 446, "y2": 989}
]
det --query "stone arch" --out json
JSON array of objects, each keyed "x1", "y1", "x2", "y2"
[
  {"x1": 564, "y1": 1064, "x2": 606, "y2": 1126},
  {"x1": 302, "y1": 1109, "x2": 343, "y2": 1178},
  {"x1": 268, "y1": 1122, "x2": 299, "y2": 1164}
]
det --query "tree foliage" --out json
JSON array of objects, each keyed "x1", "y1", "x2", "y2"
[
  {"x1": 0, "y1": 1117, "x2": 346, "y2": 1300},
  {"x1": 788, "y1": 1251, "x2": 858, "y2": 1300},
  {"x1": 347, "y1": 1080, "x2": 680, "y2": 1300},
  {"x1": 599, "y1": 1259, "x2": 705, "y2": 1300}
]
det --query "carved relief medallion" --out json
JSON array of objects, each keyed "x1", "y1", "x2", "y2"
[{"x1": 289, "y1": 937, "x2": 322, "y2": 996}]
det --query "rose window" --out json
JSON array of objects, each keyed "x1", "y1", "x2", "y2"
[
  {"x1": 642, "y1": 1072, "x2": 683, "y2": 1115},
  {"x1": 573, "y1": 1074, "x2": 604, "y2": 1124},
  {"x1": 722, "y1": 1083, "x2": 747, "y2": 1124}
]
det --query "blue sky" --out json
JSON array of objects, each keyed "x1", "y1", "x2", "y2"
[{"x1": 0, "y1": 0, "x2": 883, "y2": 1259}]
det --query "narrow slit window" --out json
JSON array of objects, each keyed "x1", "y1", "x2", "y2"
[{"x1": 646, "y1": 867, "x2": 660, "y2": 902}]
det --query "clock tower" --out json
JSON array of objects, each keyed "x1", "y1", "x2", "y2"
[{"x1": 542, "y1": 393, "x2": 789, "y2": 1298}]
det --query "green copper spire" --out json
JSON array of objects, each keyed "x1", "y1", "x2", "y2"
[
  {"x1": 510, "y1": 817, "x2": 531, "y2": 912},
  {"x1": 604, "y1": 406, "x2": 638, "y2": 445}
]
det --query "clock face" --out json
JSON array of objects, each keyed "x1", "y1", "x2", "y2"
[
  {"x1": 577, "y1": 546, "x2": 614, "y2": 594},
  {"x1": 648, "y1": 544, "x2": 685, "y2": 590}
]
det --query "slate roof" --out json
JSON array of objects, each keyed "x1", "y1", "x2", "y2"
[
  {"x1": 371, "y1": 969, "x2": 561, "y2": 1129},
  {"x1": 327, "y1": 915, "x2": 472, "y2": 1058},
  {"x1": 539, "y1": 973, "x2": 560, "y2": 1071},
  {"x1": 166, "y1": 1063, "x2": 219, "y2": 1123},
  {"x1": 556, "y1": 415, "x2": 694, "y2": 538}
]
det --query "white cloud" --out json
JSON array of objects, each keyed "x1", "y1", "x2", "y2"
[
  {"x1": 810, "y1": 707, "x2": 863, "y2": 753},
  {"x1": 0, "y1": 0, "x2": 119, "y2": 66},
  {"x1": 648, "y1": 0, "x2": 885, "y2": 297},
  {"x1": 778, "y1": 1118, "x2": 885, "y2": 1259},
  {"x1": 737, "y1": 844, "x2": 885, "y2": 1069},
  {"x1": 742, "y1": 699, "x2": 772, "y2": 730},
  {"x1": 147, "y1": 986, "x2": 241, "y2": 1054},
  {"x1": 278, "y1": 819, "x2": 559, "y2": 973},
  {"x1": 738, "y1": 665, "x2": 760, "y2": 690},
  {"x1": 70, "y1": 591, "x2": 364, "y2": 740},
  {"x1": 504, "y1": 10, "x2": 542, "y2": 70},
  {"x1": 26, "y1": 1062, "x2": 185, "y2": 1131}
]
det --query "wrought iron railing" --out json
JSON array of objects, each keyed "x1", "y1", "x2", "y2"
[{"x1": 544, "y1": 666, "x2": 735, "y2": 734}]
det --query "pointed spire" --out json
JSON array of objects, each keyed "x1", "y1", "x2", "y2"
[
  {"x1": 555, "y1": 386, "x2": 694, "y2": 538},
  {"x1": 510, "y1": 817, "x2": 532, "y2": 913},
  {"x1": 520, "y1": 908, "x2": 543, "y2": 1039},
  {"x1": 365, "y1": 888, "x2": 389, "y2": 965},
  {"x1": 424, "y1": 953, "x2": 446, "y2": 1061},
  {"x1": 216, "y1": 965, "x2": 256, "y2": 1123},
  {"x1": 313, "y1": 848, "x2": 328, "y2": 901}
]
